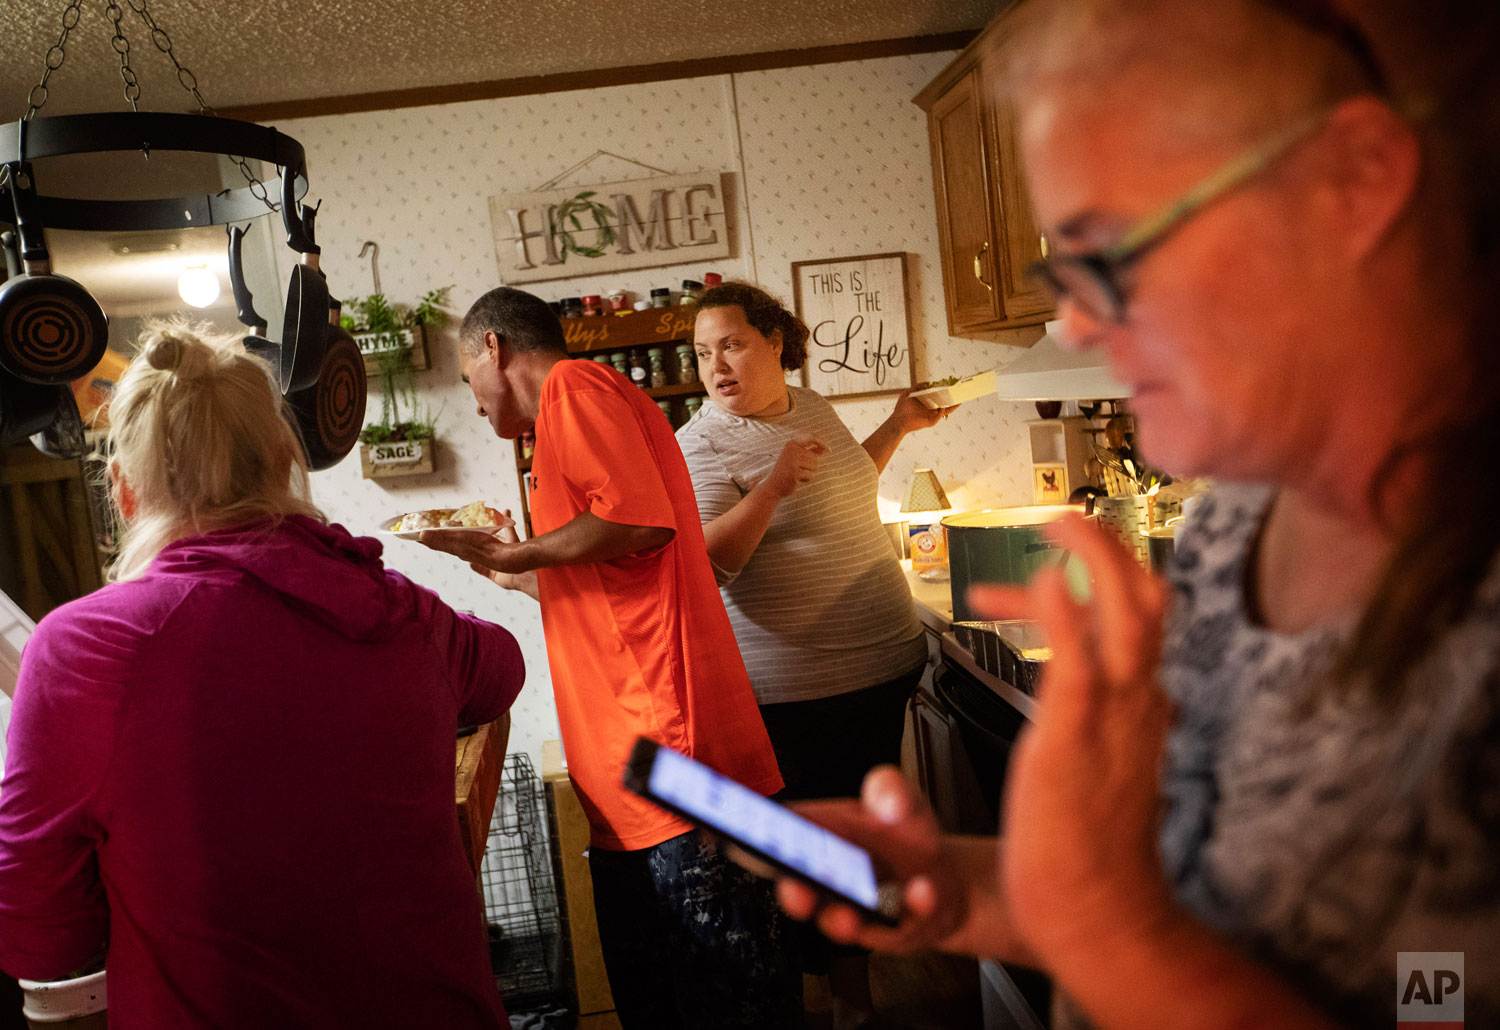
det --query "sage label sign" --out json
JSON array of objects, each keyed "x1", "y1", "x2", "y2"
[
  {"x1": 490, "y1": 172, "x2": 730, "y2": 284},
  {"x1": 371, "y1": 440, "x2": 425, "y2": 465},
  {"x1": 791, "y1": 252, "x2": 914, "y2": 400}
]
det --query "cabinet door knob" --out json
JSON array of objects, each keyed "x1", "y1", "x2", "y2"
[{"x1": 973, "y1": 241, "x2": 993, "y2": 291}]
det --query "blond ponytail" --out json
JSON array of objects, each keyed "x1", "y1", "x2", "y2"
[{"x1": 106, "y1": 320, "x2": 323, "y2": 582}]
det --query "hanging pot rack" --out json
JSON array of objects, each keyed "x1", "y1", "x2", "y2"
[
  {"x1": 0, "y1": 113, "x2": 308, "y2": 233},
  {"x1": 0, "y1": 0, "x2": 311, "y2": 236}
]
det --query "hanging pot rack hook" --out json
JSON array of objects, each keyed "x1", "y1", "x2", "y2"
[{"x1": 357, "y1": 240, "x2": 380, "y2": 296}]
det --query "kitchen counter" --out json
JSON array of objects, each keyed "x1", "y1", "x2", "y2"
[
  {"x1": 902, "y1": 559, "x2": 955, "y2": 633},
  {"x1": 902, "y1": 560, "x2": 1037, "y2": 720}
]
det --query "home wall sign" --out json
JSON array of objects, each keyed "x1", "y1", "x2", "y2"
[
  {"x1": 791, "y1": 252, "x2": 914, "y2": 401},
  {"x1": 489, "y1": 172, "x2": 730, "y2": 285}
]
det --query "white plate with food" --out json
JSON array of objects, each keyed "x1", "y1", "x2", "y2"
[
  {"x1": 380, "y1": 501, "x2": 512, "y2": 540},
  {"x1": 910, "y1": 370, "x2": 997, "y2": 409}
]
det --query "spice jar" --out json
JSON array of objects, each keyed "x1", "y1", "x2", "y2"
[
  {"x1": 628, "y1": 349, "x2": 649, "y2": 388},
  {"x1": 703, "y1": 272, "x2": 722, "y2": 289},
  {"x1": 519, "y1": 430, "x2": 535, "y2": 460},
  {"x1": 606, "y1": 289, "x2": 629, "y2": 313},
  {"x1": 679, "y1": 279, "x2": 704, "y2": 305},
  {"x1": 683, "y1": 396, "x2": 703, "y2": 420},
  {"x1": 581, "y1": 295, "x2": 602, "y2": 317},
  {"x1": 674, "y1": 343, "x2": 697, "y2": 384},
  {"x1": 656, "y1": 400, "x2": 673, "y2": 423},
  {"x1": 609, "y1": 351, "x2": 629, "y2": 377},
  {"x1": 590, "y1": 354, "x2": 611, "y2": 366},
  {"x1": 633, "y1": 300, "x2": 651, "y2": 312},
  {"x1": 559, "y1": 297, "x2": 582, "y2": 318},
  {"x1": 647, "y1": 347, "x2": 668, "y2": 388},
  {"x1": 650, "y1": 287, "x2": 671, "y2": 308}
]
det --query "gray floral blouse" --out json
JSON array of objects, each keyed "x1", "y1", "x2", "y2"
[{"x1": 1153, "y1": 483, "x2": 1500, "y2": 1025}]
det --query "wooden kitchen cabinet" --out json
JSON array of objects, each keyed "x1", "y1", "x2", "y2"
[{"x1": 915, "y1": 6, "x2": 1054, "y2": 336}]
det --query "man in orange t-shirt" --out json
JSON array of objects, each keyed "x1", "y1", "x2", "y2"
[{"x1": 422, "y1": 287, "x2": 799, "y2": 1029}]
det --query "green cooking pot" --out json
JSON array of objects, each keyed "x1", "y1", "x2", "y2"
[{"x1": 942, "y1": 505, "x2": 1090, "y2": 621}]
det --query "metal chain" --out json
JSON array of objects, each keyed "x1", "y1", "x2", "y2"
[
  {"x1": 124, "y1": 0, "x2": 211, "y2": 113},
  {"x1": 25, "y1": 0, "x2": 88, "y2": 120},
  {"x1": 122, "y1": 0, "x2": 279, "y2": 212},
  {"x1": 104, "y1": 2, "x2": 140, "y2": 111},
  {"x1": 21, "y1": 0, "x2": 280, "y2": 213}
]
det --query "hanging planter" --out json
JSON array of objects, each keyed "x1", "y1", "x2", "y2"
[
  {"x1": 351, "y1": 286, "x2": 450, "y2": 481},
  {"x1": 342, "y1": 286, "x2": 449, "y2": 374},
  {"x1": 359, "y1": 434, "x2": 435, "y2": 479}
]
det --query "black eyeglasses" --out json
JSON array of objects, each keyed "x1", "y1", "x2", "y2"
[
  {"x1": 1028, "y1": 2, "x2": 1391, "y2": 326},
  {"x1": 1027, "y1": 106, "x2": 1336, "y2": 325}
]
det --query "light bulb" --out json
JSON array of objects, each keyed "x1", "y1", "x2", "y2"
[{"x1": 178, "y1": 266, "x2": 221, "y2": 308}]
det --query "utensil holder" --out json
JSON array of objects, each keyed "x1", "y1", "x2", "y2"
[{"x1": 1095, "y1": 495, "x2": 1150, "y2": 568}]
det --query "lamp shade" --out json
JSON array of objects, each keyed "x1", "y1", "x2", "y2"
[{"x1": 901, "y1": 468, "x2": 951, "y2": 513}]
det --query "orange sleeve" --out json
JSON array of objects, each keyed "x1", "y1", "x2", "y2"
[{"x1": 549, "y1": 385, "x2": 678, "y2": 531}]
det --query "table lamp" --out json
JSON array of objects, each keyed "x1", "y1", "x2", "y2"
[{"x1": 900, "y1": 469, "x2": 953, "y2": 571}]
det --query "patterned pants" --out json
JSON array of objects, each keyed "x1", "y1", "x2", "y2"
[{"x1": 588, "y1": 830, "x2": 803, "y2": 1029}]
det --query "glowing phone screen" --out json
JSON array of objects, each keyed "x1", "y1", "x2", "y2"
[{"x1": 647, "y1": 745, "x2": 880, "y2": 909}]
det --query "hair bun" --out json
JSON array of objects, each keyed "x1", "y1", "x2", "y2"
[
  {"x1": 140, "y1": 327, "x2": 213, "y2": 379},
  {"x1": 144, "y1": 336, "x2": 184, "y2": 373}
]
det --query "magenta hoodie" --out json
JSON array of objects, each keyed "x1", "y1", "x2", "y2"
[{"x1": 0, "y1": 516, "x2": 524, "y2": 1028}]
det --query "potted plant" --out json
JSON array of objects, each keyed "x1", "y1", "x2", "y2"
[{"x1": 344, "y1": 286, "x2": 450, "y2": 479}]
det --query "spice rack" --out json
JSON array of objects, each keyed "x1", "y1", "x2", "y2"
[{"x1": 512, "y1": 304, "x2": 707, "y2": 538}]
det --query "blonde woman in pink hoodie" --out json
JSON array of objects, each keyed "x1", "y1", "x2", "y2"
[{"x1": 0, "y1": 324, "x2": 526, "y2": 1028}]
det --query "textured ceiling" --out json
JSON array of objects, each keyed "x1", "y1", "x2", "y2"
[
  {"x1": 0, "y1": 0, "x2": 996, "y2": 121},
  {"x1": 2, "y1": 0, "x2": 994, "y2": 322}
]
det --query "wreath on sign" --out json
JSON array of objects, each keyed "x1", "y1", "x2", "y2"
[{"x1": 551, "y1": 190, "x2": 616, "y2": 259}]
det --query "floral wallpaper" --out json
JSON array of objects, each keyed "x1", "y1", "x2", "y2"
[{"x1": 269, "y1": 51, "x2": 1045, "y2": 767}]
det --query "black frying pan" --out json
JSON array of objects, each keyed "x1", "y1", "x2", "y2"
[
  {"x1": 29, "y1": 383, "x2": 87, "y2": 459},
  {"x1": 285, "y1": 313, "x2": 365, "y2": 471},
  {"x1": 0, "y1": 370, "x2": 65, "y2": 447},
  {"x1": 0, "y1": 163, "x2": 108, "y2": 386},
  {"x1": 279, "y1": 172, "x2": 328, "y2": 394},
  {"x1": 227, "y1": 225, "x2": 280, "y2": 368},
  {"x1": 231, "y1": 217, "x2": 365, "y2": 471}
]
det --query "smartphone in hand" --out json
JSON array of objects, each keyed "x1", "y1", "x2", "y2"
[{"x1": 622, "y1": 737, "x2": 901, "y2": 926}]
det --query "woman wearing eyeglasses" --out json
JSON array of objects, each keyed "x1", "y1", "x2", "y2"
[{"x1": 772, "y1": 1, "x2": 1500, "y2": 1027}]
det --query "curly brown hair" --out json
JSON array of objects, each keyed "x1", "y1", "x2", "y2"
[{"x1": 697, "y1": 282, "x2": 809, "y2": 371}]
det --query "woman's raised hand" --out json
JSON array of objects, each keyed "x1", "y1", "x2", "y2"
[
  {"x1": 759, "y1": 438, "x2": 828, "y2": 500},
  {"x1": 890, "y1": 388, "x2": 956, "y2": 433},
  {"x1": 969, "y1": 515, "x2": 1177, "y2": 973}
]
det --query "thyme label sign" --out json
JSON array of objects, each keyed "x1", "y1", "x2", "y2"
[
  {"x1": 355, "y1": 329, "x2": 415, "y2": 357},
  {"x1": 489, "y1": 173, "x2": 730, "y2": 284},
  {"x1": 354, "y1": 327, "x2": 430, "y2": 373}
]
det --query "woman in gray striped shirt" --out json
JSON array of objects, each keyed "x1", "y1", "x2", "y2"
[{"x1": 676, "y1": 281, "x2": 952, "y2": 1029}]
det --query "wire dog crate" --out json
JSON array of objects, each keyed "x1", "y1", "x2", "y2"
[{"x1": 480, "y1": 753, "x2": 563, "y2": 1010}]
